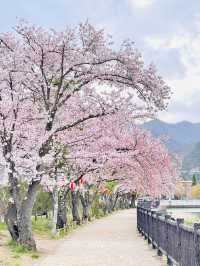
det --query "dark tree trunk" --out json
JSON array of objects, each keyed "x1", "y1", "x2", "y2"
[
  {"x1": 80, "y1": 191, "x2": 90, "y2": 222},
  {"x1": 102, "y1": 195, "x2": 109, "y2": 214},
  {"x1": 52, "y1": 186, "x2": 59, "y2": 235},
  {"x1": 111, "y1": 193, "x2": 119, "y2": 211},
  {"x1": 6, "y1": 161, "x2": 21, "y2": 239},
  {"x1": 119, "y1": 197, "x2": 124, "y2": 209},
  {"x1": 124, "y1": 195, "x2": 128, "y2": 209},
  {"x1": 5, "y1": 203, "x2": 19, "y2": 241},
  {"x1": 107, "y1": 195, "x2": 113, "y2": 213},
  {"x1": 18, "y1": 181, "x2": 39, "y2": 250},
  {"x1": 5, "y1": 161, "x2": 37, "y2": 249},
  {"x1": 71, "y1": 191, "x2": 81, "y2": 225},
  {"x1": 130, "y1": 194, "x2": 136, "y2": 208},
  {"x1": 18, "y1": 207, "x2": 35, "y2": 250},
  {"x1": 5, "y1": 180, "x2": 39, "y2": 250},
  {"x1": 57, "y1": 190, "x2": 68, "y2": 229}
]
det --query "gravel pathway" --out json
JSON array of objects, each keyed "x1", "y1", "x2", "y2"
[{"x1": 34, "y1": 209, "x2": 164, "y2": 266}]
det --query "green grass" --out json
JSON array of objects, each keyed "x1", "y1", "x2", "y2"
[
  {"x1": 32, "y1": 216, "x2": 52, "y2": 236},
  {"x1": 6, "y1": 239, "x2": 40, "y2": 265},
  {"x1": 32, "y1": 216, "x2": 76, "y2": 239},
  {"x1": 0, "y1": 217, "x2": 53, "y2": 235},
  {"x1": 7, "y1": 240, "x2": 28, "y2": 254},
  {"x1": 31, "y1": 253, "x2": 39, "y2": 259},
  {"x1": 5, "y1": 262, "x2": 21, "y2": 266},
  {"x1": 0, "y1": 222, "x2": 7, "y2": 231},
  {"x1": 0, "y1": 220, "x2": 42, "y2": 266}
]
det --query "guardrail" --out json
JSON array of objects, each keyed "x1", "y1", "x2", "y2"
[
  {"x1": 137, "y1": 206, "x2": 200, "y2": 266},
  {"x1": 160, "y1": 199, "x2": 200, "y2": 208}
]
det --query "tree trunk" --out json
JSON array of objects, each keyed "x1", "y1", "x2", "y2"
[
  {"x1": 18, "y1": 207, "x2": 35, "y2": 250},
  {"x1": 102, "y1": 195, "x2": 108, "y2": 215},
  {"x1": 52, "y1": 186, "x2": 59, "y2": 236},
  {"x1": 111, "y1": 193, "x2": 119, "y2": 211},
  {"x1": 57, "y1": 189, "x2": 68, "y2": 229},
  {"x1": 5, "y1": 162, "x2": 20, "y2": 241},
  {"x1": 106, "y1": 195, "x2": 113, "y2": 213},
  {"x1": 80, "y1": 191, "x2": 90, "y2": 222},
  {"x1": 5, "y1": 161, "x2": 39, "y2": 250},
  {"x1": 130, "y1": 194, "x2": 136, "y2": 208},
  {"x1": 5, "y1": 203, "x2": 19, "y2": 241},
  {"x1": 17, "y1": 180, "x2": 40, "y2": 250},
  {"x1": 119, "y1": 197, "x2": 124, "y2": 209},
  {"x1": 71, "y1": 191, "x2": 81, "y2": 225}
]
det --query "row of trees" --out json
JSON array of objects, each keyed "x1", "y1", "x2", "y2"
[
  {"x1": 0, "y1": 20, "x2": 176, "y2": 250},
  {"x1": 1, "y1": 181, "x2": 135, "y2": 229}
]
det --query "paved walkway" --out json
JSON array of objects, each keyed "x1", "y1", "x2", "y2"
[{"x1": 34, "y1": 209, "x2": 164, "y2": 266}]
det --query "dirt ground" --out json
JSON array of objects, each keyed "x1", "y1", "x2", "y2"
[{"x1": 0, "y1": 230, "x2": 59, "y2": 266}]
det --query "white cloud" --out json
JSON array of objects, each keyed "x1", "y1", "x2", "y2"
[
  {"x1": 145, "y1": 32, "x2": 200, "y2": 76},
  {"x1": 146, "y1": 33, "x2": 200, "y2": 122},
  {"x1": 159, "y1": 75, "x2": 200, "y2": 122},
  {"x1": 127, "y1": 0, "x2": 154, "y2": 8}
]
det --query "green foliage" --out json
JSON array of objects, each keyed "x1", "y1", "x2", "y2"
[
  {"x1": 0, "y1": 186, "x2": 10, "y2": 217},
  {"x1": 185, "y1": 215, "x2": 200, "y2": 226},
  {"x1": 52, "y1": 79, "x2": 62, "y2": 86},
  {"x1": 192, "y1": 185, "x2": 200, "y2": 199},
  {"x1": 192, "y1": 174, "x2": 197, "y2": 186},
  {"x1": 105, "y1": 181, "x2": 118, "y2": 192},
  {"x1": 91, "y1": 206, "x2": 105, "y2": 219},
  {"x1": 90, "y1": 194, "x2": 106, "y2": 219},
  {"x1": 33, "y1": 187, "x2": 52, "y2": 214},
  {"x1": 52, "y1": 78, "x2": 80, "y2": 90}
]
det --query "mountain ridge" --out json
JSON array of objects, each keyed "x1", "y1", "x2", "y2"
[
  {"x1": 142, "y1": 119, "x2": 200, "y2": 179},
  {"x1": 142, "y1": 119, "x2": 200, "y2": 153}
]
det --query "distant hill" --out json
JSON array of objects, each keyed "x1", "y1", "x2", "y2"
[
  {"x1": 142, "y1": 119, "x2": 200, "y2": 153},
  {"x1": 183, "y1": 142, "x2": 200, "y2": 170},
  {"x1": 142, "y1": 119, "x2": 200, "y2": 179}
]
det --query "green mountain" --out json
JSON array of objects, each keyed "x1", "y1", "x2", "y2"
[
  {"x1": 142, "y1": 119, "x2": 200, "y2": 153},
  {"x1": 142, "y1": 119, "x2": 200, "y2": 180},
  {"x1": 183, "y1": 142, "x2": 200, "y2": 170}
]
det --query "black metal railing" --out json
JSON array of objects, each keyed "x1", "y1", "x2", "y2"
[{"x1": 137, "y1": 205, "x2": 200, "y2": 266}]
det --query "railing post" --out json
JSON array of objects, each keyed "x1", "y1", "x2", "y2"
[
  {"x1": 156, "y1": 213, "x2": 163, "y2": 256},
  {"x1": 176, "y1": 218, "x2": 184, "y2": 265},
  {"x1": 147, "y1": 210, "x2": 151, "y2": 244},
  {"x1": 194, "y1": 223, "x2": 200, "y2": 266},
  {"x1": 140, "y1": 207, "x2": 144, "y2": 236},
  {"x1": 137, "y1": 207, "x2": 140, "y2": 232},
  {"x1": 165, "y1": 215, "x2": 173, "y2": 266},
  {"x1": 141, "y1": 207, "x2": 144, "y2": 236},
  {"x1": 138, "y1": 207, "x2": 142, "y2": 234},
  {"x1": 144, "y1": 209, "x2": 148, "y2": 240},
  {"x1": 151, "y1": 211, "x2": 156, "y2": 249}
]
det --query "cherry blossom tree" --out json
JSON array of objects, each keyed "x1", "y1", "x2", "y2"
[
  {"x1": 0, "y1": 21, "x2": 171, "y2": 249},
  {"x1": 39, "y1": 113, "x2": 177, "y2": 230},
  {"x1": 61, "y1": 113, "x2": 177, "y2": 219}
]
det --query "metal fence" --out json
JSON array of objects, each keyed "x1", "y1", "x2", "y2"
[{"x1": 137, "y1": 206, "x2": 200, "y2": 266}]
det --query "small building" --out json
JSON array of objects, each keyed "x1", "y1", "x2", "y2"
[{"x1": 175, "y1": 180, "x2": 192, "y2": 199}]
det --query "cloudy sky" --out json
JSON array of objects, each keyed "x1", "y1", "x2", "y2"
[{"x1": 1, "y1": 0, "x2": 200, "y2": 123}]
